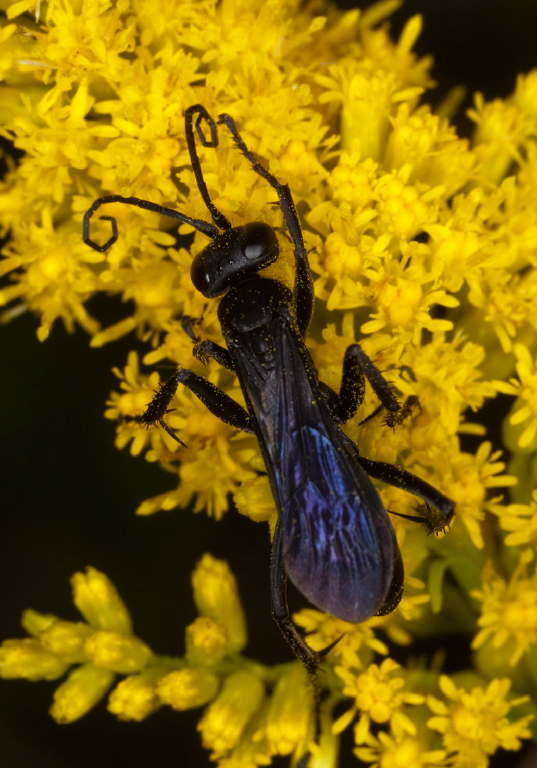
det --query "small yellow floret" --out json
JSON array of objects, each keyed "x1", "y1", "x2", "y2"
[
  {"x1": 185, "y1": 617, "x2": 229, "y2": 667},
  {"x1": 40, "y1": 620, "x2": 93, "y2": 663},
  {"x1": 49, "y1": 663, "x2": 115, "y2": 724},
  {"x1": 256, "y1": 664, "x2": 314, "y2": 756},
  {"x1": 84, "y1": 630, "x2": 153, "y2": 674},
  {"x1": 71, "y1": 567, "x2": 132, "y2": 634},
  {"x1": 157, "y1": 667, "x2": 220, "y2": 711},
  {"x1": 472, "y1": 552, "x2": 537, "y2": 666},
  {"x1": 233, "y1": 474, "x2": 276, "y2": 523},
  {"x1": 191, "y1": 555, "x2": 247, "y2": 655},
  {"x1": 0, "y1": 638, "x2": 69, "y2": 681},
  {"x1": 198, "y1": 671, "x2": 264, "y2": 759},
  {"x1": 354, "y1": 731, "x2": 448, "y2": 768},
  {"x1": 334, "y1": 658, "x2": 424, "y2": 741},
  {"x1": 427, "y1": 676, "x2": 533, "y2": 764},
  {"x1": 108, "y1": 666, "x2": 169, "y2": 721}
]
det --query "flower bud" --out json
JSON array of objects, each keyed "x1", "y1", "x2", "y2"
[
  {"x1": 108, "y1": 666, "x2": 169, "y2": 721},
  {"x1": 185, "y1": 616, "x2": 228, "y2": 666},
  {"x1": 21, "y1": 609, "x2": 58, "y2": 636},
  {"x1": 0, "y1": 638, "x2": 68, "y2": 681},
  {"x1": 234, "y1": 475, "x2": 276, "y2": 523},
  {"x1": 71, "y1": 567, "x2": 132, "y2": 634},
  {"x1": 84, "y1": 630, "x2": 152, "y2": 674},
  {"x1": 50, "y1": 663, "x2": 115, "y2": 723},
  {"x1": 262, "y1": 665, "x2": 314, "y2": 755},
  {"x1": 191, "y1": 555, "x2": 247, "y2": 654},
  {"x1": 157, "y1": 667, "x2": 220, "y2": 711},
  {"x1": 40, "y1": 621, "x2": 93, "y2": 663},
  {"x1": 199, "y1": 671, "x2": 264, "y2": 757}
]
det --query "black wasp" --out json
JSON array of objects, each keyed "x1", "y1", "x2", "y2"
[{"x1": 84, "y1": 105, "x2": 455, "y2": 673}]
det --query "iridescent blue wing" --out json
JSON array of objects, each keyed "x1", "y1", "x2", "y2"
[
  {"x1": 279, "y1": 429, "x2": 398, "y2": 622},
  {"x1": 230, "y1": 311, "x2": 399, "y2": 623}
]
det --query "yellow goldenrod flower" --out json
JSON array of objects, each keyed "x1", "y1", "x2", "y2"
[
  {"x1": 440, "y1": 441, "x2": 517, "y2": 550},
  {"x1": 0, "y1": 638, "x2": 69, "y2": 681},
  {"x1": 21, "y1": 608, "x2": 60, "y2": 636},
  {"x1": 71, "y1": 566, "x2": 133, "y2": 634},
  {"x1": 333, "y1": 658, "x2": 425, "y2": 742},
  {"x1": 294, "y1": 609, "x2": 388, "y2": 670},
  {"x1": 49, "y1": 663, "x2": 116, "y2": 724},
  {"x1": 491, "y1": 490, "x2": 537, "y2": 548},
  {"x1": 39, "y1": 620, "x2": 94, "y2": 663},
  {"x1": 0, "y1": 566, "x2": 161, "y2": 722},
  {"x1": 359, "y1": 263, "x2": 458, "y2": 341},
  {"x1": 233, "y1": 474, "x2": 277, "y2": 524},
  {"x1": 355, "y1": 730, "x2": 449, "y2": 768},
  {"x1": 113, "y1": 348, "x2": 258, "y2": 517},
  {"x1": 373, "y1": 589, "x2": 431, "y2": 647},
  {"x1": 254, "y1": 664, "x2": 314, "y2": 756},
  {"x1": 206, "y1": 734, "x2": 271, "y2": 768},
  {"x1": 494, "y1": 343, "x2": 537, "y2": 449},
  {"x1": 427, "y1": 676, "x2": 533, "y2": 768},
  {"x1": 198, "y1": 670, "x2": 265, "y2": 760},
  {"x1": 185, "y1": 616, "x2": 229, "y2": 667},
  {"x1": 107, "y1": 665, "x2": 170, "y2": 721},
  {"x1": 157, "y1": 667, "x2": 220, "y2": 711},
  {"x1": 471, "y1": 550, "x2": 537, "y2": 667},
  {"x1": 191, "y1": 554, "x2": 247, "y2": 655},
  {"x1": 402, "y1": 332, "x2": 496, "y2": 443},
  {"x1": 468, "y1": 91, "x2": 531, "y2": 186},
  {"x1": 84, "y1": 629, "x2": 153, "y2": 674}
]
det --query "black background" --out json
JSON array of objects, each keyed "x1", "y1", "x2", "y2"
[{"x1": 1, "y1": 1, "x2": 536, "y2": 766}]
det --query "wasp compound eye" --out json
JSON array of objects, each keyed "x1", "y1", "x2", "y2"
[{"x1": 241, "y1": 222, "x2": 278, "y2": 263}]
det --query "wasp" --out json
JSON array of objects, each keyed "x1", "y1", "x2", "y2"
[{"x1": 84, "y1": 105, "x2": 455, "y2": 672}]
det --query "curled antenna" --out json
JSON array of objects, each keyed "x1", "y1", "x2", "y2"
[{"x1": 82, "y1": 105, "x2": 231, "y2": 253}]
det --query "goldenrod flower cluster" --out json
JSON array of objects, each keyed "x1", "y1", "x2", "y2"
[{"x1": 1, "y1": 1, "x2": 536, "y2": 766}]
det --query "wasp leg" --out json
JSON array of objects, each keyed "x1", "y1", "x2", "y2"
[
  {"x1": 270, "y1": 519, "x2": 321, "y2": 675},
  {"x1": 356, "y1": 456, "x2": 455, "y2": 531},
  {"x1": 323, "y1": 343, "x2": 418, "y2": 428},
  {"x1": 193, "y1": 339, "x2": 235, "y2": 370},
  {"x1": 138, "y1": 369, "x2": 253, "y2": 446}
]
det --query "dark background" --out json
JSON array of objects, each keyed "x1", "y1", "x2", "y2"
[{"x1": 1, "y1": 1, "x2": 536, "y2": 766}]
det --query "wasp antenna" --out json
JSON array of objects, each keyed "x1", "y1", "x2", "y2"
[
  {"x1": 83, "y1": 194, "x2": 219, "y2": 252},
  {"x1": 184, "y1": 105, "x2": 231, "y2": 232},
  {"x1": 217, "y1": 111, "x2": 314, "y2": 336}
]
